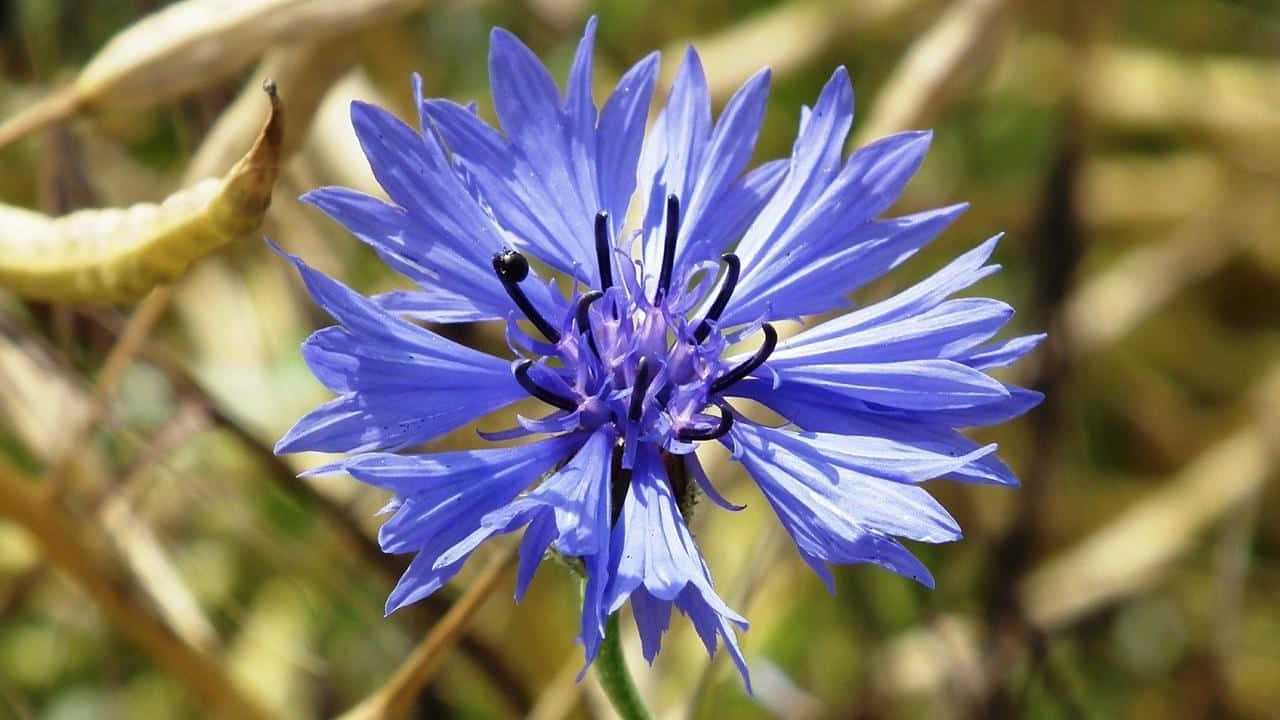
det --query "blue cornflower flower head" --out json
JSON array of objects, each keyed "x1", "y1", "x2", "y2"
[{"x1": 275, "y1": 18, "x2": 1044, "y2": 688}]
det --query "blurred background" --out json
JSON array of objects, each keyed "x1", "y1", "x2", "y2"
[{"x1": 1, "y1": 0, "x2": 1278, "y2": 718}]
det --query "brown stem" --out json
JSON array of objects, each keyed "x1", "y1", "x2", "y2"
[
  {"x1": 337, "y1": 545, "x2": 517, "y2": 720},
  {"x1": 0, "y1": 460, "x2": 270, "y2": 719}
]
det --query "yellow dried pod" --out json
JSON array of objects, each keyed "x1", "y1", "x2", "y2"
[
  {"x1": 0, "y1": 84, "x2": 283, "y2": 304},
  {"x1": 0, "y1": 0, "x2": 421, "y2": 148}
]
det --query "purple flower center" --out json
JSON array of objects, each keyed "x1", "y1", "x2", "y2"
[{"x1": 492, "y1": 194, "x2": 776, "y2": 457}]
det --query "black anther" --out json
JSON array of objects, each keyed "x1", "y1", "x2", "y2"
[
  {"x1": 492, "y1": 250, "x2": 560, "y2": 343},
  {"x1": 709, "y1": 323, "x2": 778, "y2": 395},
  {"x1": 575, "y1": 291, "x2": 603, "y2": 359},
  {"x1": 594, "y1": 211, "x2": 614, "y2": 291},
  {"x1": 676, "y1": 399, "x2": 735, "y2": 442},
  {"x1": 655, "y1": 194, "x2": 679, "y2": 302},
  {"x1": 514, "y1": 360, "x2": 578, "y2": 411},
  {"x1": 693, "y1": 253, "x2": 741, "y2": 343},
  {"x1": 628, "y1": 357, "x2": 654, "y2": 422}
]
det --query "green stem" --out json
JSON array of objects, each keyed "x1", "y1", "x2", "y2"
[{"x1": 595, "y1": 612, "x2": 653, "y2": 720}]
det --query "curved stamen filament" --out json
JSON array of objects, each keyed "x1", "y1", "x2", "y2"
[
  {"x1": 693, "y1": 253, "x2": 741, "y2": 344},
  {"x1": 514, "y1": 360, "x2": 578, "y2": 411},
  {"x1": 575, "y1": 290, "x2": 603, "y2": 359},
  {"x1": 493, "y1": 250, "x2": 561, "y2": 343},
  {"x1": 655, "y1": 194, "x2": 679, "y2": 302},
  {"x1": 628, "y1": 357, "x2": 654, "y2": 422},
  {"x1": 710, "y1": 323, "x2": 778, "y2": 395},
  {"x1": 676, "y1": 399, "x2": 735, "y2": 442},
  {"x1": 594, "y1": 211, "x2": 613, "y2": 291}
]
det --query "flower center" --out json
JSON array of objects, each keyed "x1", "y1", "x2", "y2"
[{"x1": 490, "y1": 195, "x2": 776, "y2": 452}]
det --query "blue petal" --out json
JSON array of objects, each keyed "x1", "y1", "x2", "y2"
[
  {"x1": 358, "y1": 441, "x2": 578, "y2": 551},
  {"x1": 719, "y1": 202, "x2": 967, "y2": 323},
  {"x1": 273, "y1": 248, "x2": 524, "y2": 454},
  {"x1": 421, "y1": 98, "x2": 580, "y2": 276},
  {"x1": 361, "y1": 435, "x2": 581, "y2": 614},
  {"x1": 560, "y1": 18, "x2": 604, "y2": 270},
  {"x1": 772, "y1": 298, "x2": 1014, "y2": 365},
  {"x1": 728, "y1": 131, "x2": 933, "y2": 321},
  {"x1": 735, "y1": 378, "x2": 1020, "y2": 486},
  {"x1": 630, "y1": 588, "x2": 673, "y2": 664},
  {"x1": 345, "y1": 102, "x2": 571, "y2": 321},
  {"x1": 636, "y1": 47, "x2": 712, "y2": 289},
  {"x1": 564, "y1": 17, "x2": 600, "y2": 162},
  {"x1": 386, "y1": 547, "x2": 464, "y2": 615},
  {"x1": 448, "y1": 428, "x2": 616, "y2": 557},
  {"x1": 424, "y1": 429, "x2": 617, "y2": 660},
  {"x1": 372, "y1": 288, "x2": 498, "y2": 324},
  {"x1": 923, "y1": 386, "x2": 1044, "y2": 426},
  {"x1": 685, "y1": 68, "x2": 771, "y2": 237},
  {"x1": 301, "y1": 328, "x2": 506, "y2": 393},
  {"x1": 489, "y1": 27, "x2": 599, "y2": 276},
  {"x1": 800, "y1": 235, "x2": 1003, "y2": 341},
  {"x1": 742, "y1": 128, "x2": 931, "y2": 274},
  {"x1": 302, "y1": 187, "x2": 507, "y2": 322},
  {"x1": 679, "y1": 160, "x2": 788, "y2": 294},
  {"x1": 516, "y1": 513, "x2": 558, "y2": 599},
  {"x1": 961, "y1": 333, "x2": 1047, "y2": 370},
  {"x1": 580, "y1": 547, "x2": 612, "y2": 666},
  {"x1": 731, "y1": 421, "x2": 951, "y2": 587},
  {"x1": 728, "y1": 67, "x2": 854, "y2": 288},
  {"x1": 349, "y1": 102, "x2": 498, "y2": 262},
  {"x1": 596, "y1": 52, "x2": 660, "y2": 240},
  {"x1": 604, "y1": 444, "x2": 748, "y2": 674},
  {"x1": 542, "y1": 429, "x2": 615, "y2": 556},
  {"x1": 766, "y1": 358, "x2": 1011, "y2": 411},
  {"x1": 340, "y1": 434, "x2": 579, "y2": 495},
  {"x1": 641, "y1": 65, "x2": 772, "y2": 280},
  {"x1": 489, "y1": 28, "x2": 573, "y2": 168},
  {"x1": 730, "y1": 418, "x2": 993, "y2": 486},
  {"x1": 679, "y1": 584, "x2": 752, "y2": 692}
]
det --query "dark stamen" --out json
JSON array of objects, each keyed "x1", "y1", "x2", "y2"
[
  {"x1": 594, "y1": 211, "x2": 613, "y2": 291},
  {"x1": 609, "y1": 442, "x2": 629, "y2": 523},
  {"x1": 493, "y1": 250, "x2": 560, "y2": 343},
  {"x1": 709, "y1": 323, "x2": 778, "y2": 395},
  {"x1": 514, "y1": 360, "x2": 578, "y2": 411},
  {"x1": 628, "y1": 357, "x2": 654, "y2": 422},
  {"x1": 693, "y1": 253, "x2": 741, "y2": 343},
  {"x1": 655, "y1": 194, "x2": 679, "y2": 302},
  {"x1": 574, "y1": 291, "x2": 603, "y2": 359},
  {"x1": 676, "y1": 399, "x2": 735, "y2": 442}
]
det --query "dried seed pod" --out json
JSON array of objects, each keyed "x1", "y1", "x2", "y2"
[
  {"x1": 0, "y1": 84, "x2": 283, "y2": 304},
  {"x1": 0, "y1": 0, "x2": 421, "y2": 148}
]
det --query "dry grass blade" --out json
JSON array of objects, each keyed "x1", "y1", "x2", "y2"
[
  {"x1": 338, "y1": 546, "x2": 517, "y2": 720},
  {"x1": 0, "y1": 84, "x2": 283, "y2": 304},
  {"x1": 42, "y1": 286, "x2": 174, "y2": 491},
  {"x1": 0, "y1": 314, "x2": 226, "y2": 667},
  {"x1": 526, "y1": 653, "x2": 592, "y2": 720},
  {"x1": 854, "y1": 0, "x2": 1011, "y2": 144},
  {"x1": 304, "y1": 70, "x2": 390, "y2": 195},
  {"x1": 186, "y1": 39, "x2": 357, "y2": 182},
  {"x1": 1000, "y1": 37, "x2": 1280, "y2": 145},
  {"x1": 1019, "y1": 366, "x2": 1280, "y2": 628},
  {"x1": 0, "y1": 0, "x2": 422, "y2": 149},
  {"x1": 1022, "y1": 428, "x2": 1270, "y2": 624},
  {"x1": 0, "y1": 460, "x2": 271, "y2": 720},
  {"x1": 0, "y1": 320, "x2": 92, "y2": 459},
  {"x1": 99, "y1": 403, "x2": 219, "y2": 652},
  {"x1": 880, "y1": 363, "x2": 1280, "y2": 696},
  {"x1": 669, "y1": 0, "x2": 919, "y2": 97},
  {"x1": 1062, "y1": 206, "x2": 1256, "y2": 356}
]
